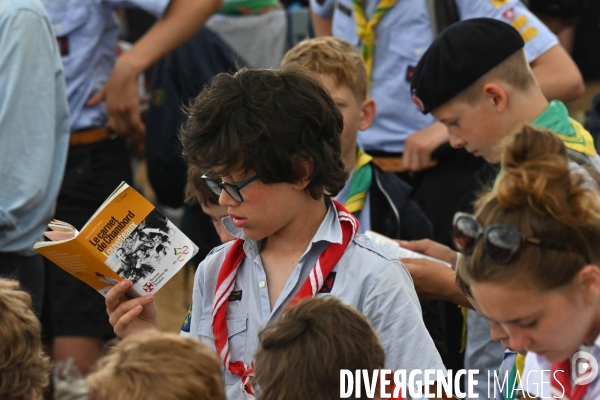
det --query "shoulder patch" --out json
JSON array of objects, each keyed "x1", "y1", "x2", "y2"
[{"x1": 181, "y1": 304, "x2": 192, "y2": 333}]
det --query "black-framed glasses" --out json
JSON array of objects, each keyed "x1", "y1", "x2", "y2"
[
  {"x1": 452, "y1": 212, "x2": 589, "y2": 265},
  {"x1": 201, "y1": 170, "x2": 258, "y2": 202}
]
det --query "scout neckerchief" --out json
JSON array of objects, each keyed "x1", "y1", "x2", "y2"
[
  {"x1": 211, "y1": 200, "x2": 359, "y2": 399},
  {"x1": 345, "y1": 145, "x2": 373, "y2": 214},
  {"x1": 551, "y1": 357, "x2": 592, "y2": 400},
  {"x1": 504, "y1": 353, "x2": 525, "y2": 400},
  {"x1": 533, "y1": 100, "x2": 597, "y2": 157},
  {"x1": 352, "y1": 0, "x2": 398, "y2": 88}
]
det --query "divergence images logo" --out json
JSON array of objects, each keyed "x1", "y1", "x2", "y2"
[{"x1": 572, "y1": 351, "x2": 598, "y2": 386}]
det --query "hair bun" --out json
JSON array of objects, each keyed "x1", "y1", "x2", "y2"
[{"x1": 495, "y1": 125, "x2": 600, "y2": 227}]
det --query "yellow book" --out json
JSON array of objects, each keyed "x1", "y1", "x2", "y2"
[{"x1": 34, "y1": 182, "x2": 198, "y2": 297}]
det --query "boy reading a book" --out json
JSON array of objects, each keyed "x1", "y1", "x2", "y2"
[
  {"x1": 86, "y1": 331, "x2": 225, "y2": 400},
  {"x1": 254, "y1": 296, "x2": 385, "y2": 400},
  {"x1": 106, "y1": 67, "x2": 447, "y2": 400}
]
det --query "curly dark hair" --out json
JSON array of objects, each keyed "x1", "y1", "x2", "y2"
[{"x1": 179, "y1": 67, "x2": 348, "y2": 200}]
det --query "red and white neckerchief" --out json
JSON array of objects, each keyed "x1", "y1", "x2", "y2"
[
  {"x1": 211, "y1": 200, "x2": 358, "y2": 399},
  {"x1": 551, "y1": 358, "x2": 592, "y2": 400}
]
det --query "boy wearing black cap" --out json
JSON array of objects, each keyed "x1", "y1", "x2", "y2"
[
  {"x1": 405, "y1": 16, "x2": 600, "y2": 398},
  {"x1": 410, "y1": 17, "x2": 599, "y2": 168}
]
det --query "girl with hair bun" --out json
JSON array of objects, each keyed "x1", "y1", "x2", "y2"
[{"x1": 456, "y1": 125, "x2": 600, "y2": 399}]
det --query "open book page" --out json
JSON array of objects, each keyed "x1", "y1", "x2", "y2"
[
  {"x1": 364, "y1": 230, "x2": 452, "y2": 268},
  {"x1": 34, "y1": 182, "x2": 198, "y2": 297}
]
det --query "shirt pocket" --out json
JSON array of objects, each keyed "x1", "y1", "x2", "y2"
[
  {"x1": 197, "y1": 313, "x2": 248, "y2": 386},
  {"x1": 44, "y1": 1, "x2": 93, "y2": 39}
]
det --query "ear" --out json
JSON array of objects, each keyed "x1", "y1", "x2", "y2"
[
  {"x1": 291, "y1": 157, "x2": 314, "y2": 190},
  {"x1": 574, "y1": 265, "x2": 600, "y2": 303},
  {"x1": 359, "y1": 98, "x2": 376, "y2": 131},
  {"x1": 482, "y1": 82, "x2": 509, "y2": 113}
]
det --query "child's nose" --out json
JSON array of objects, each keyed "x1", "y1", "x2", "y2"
[
  {"x1": 508, "y1": 333, "x2": 532, "y2": 353},
  {"x1": 449, "y1": 134, "x2": 466, "y2": 149}
]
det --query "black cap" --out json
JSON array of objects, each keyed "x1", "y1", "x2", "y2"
[{"x1": 410, "y1": 18, "x2": 525, "y2": 114}]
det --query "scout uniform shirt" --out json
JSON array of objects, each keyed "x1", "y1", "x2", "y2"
[
  {"x1": 311, "y1": 0, "x2": 558, "y2": 154},
  {"x1": 186, "y1": 200, "x2": 446, "y2": 400}
]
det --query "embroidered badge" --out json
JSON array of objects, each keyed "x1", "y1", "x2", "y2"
[
  {"x1": 228, "y1": 290, "x2": 243, "y2": 301},
  {"x1": 181, "y1": 304, "x2": 192, "y2": 332},
  {"x1": 405, "y1": 65, "x2": 416, "y2": 82},
  {"x1": 411, "y1": 91, "x2": 425, "y2": 113},
  {"x1": 56, "y1": 36, "x2": 69, "y2": 56},
  {"x1": 318, "y1": 272, "x2": 337, "y2": 294},
  {"x1": 502, "y1": 7, "x2": 515, "y2": 21}
]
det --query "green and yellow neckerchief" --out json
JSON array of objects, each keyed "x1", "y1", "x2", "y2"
[
  {"x1": 344, "y1": 146, "x2": 373, "y2": 214},
  {"x1": 505, "y1": 353, "x2": 526, "y2": 400},
  {"x1": 352, "y1": 0, "x2": 398, "y2": 89},
  {"x1": 533, "y1": 100, "x2": 597, "y2": 157}
]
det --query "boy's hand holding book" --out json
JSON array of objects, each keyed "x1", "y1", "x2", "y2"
[{"x1": 106, "y1": 279, "x2": 158, "y2": 338}]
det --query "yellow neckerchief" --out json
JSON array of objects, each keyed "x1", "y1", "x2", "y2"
[{"x1": 352, "y1": 0, "x2": 399, "y2": 89}]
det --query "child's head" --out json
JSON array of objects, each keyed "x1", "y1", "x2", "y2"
[
  {"x1": 456, "y1": 125, "x2": 600, "y2": 362},
  {"x1": 254, "y1": 296, "x2": 385, "y2": 400},
  {"x1": 180, "y1": 68, "x2": 347, "y2": 240},
  {"x1": 281, "y1": 37, "x2": 375, "y2": 170},
  {"x1": 0, "y1": 278, "x2": 50, "y2": 400},
  {"x1": 87, "y1": 331, "x2": 225, "y2": 400},
  {"x1": 116, "y1": 248, "x2": 127, "y2": 261},
  {"x1": 185, "y1": 164, "x2": 235, "y2": 243},
  {"x1": 411, "y1": 18, "x2": 540, "y2": 163}
]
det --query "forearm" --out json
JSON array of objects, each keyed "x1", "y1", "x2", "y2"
[
  {"x1": 310, "y1": 13, "x2": 332, "y2": 36},
  {"x1": 531, "y1": 44, "x2": 585, "y2": 102},
  {"x1": 118, "y1": 0, "x2": 222, "y2": 75}
]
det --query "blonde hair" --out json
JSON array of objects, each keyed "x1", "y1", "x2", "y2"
[
  {"x1": 459, "y1": 125, "x2": 600, "y2": 290},
  {"x1": 281, "y1": 37, "x2": 367, "y2": 102},
  {"x1": 87, "y1": 331, "x2": 225, "y2": 400},
  {"x1": 454, "y1": 49, "x2": 536, "y2": 105},
  {"x1": 255, "y1": 297, "x2": 384, "y2": 400},
  {"x1": 0, "y1": 278, "x2": 50, "y2": 400}
]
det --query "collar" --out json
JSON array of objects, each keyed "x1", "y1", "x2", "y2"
[{"x1": 221, "y1": 199, "x2": 344, "y2": 259}]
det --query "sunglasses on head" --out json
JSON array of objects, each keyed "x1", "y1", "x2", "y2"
[
  {"x1": 201, "y1": 170, "x2": 258, "y2": 202},
  {"x1": 452, "y1": 212, "x2": 589, "y2": 265}
]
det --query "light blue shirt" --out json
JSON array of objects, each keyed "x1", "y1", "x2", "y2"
[
  {"x1": 0, "y1": 0, "x2": 70, "y2": 255},
  {"x1": 42, "y1": 0, "x2": 169, "y2": 131},
  {"x1": 311, "y1": 0, "x2": 558, "y2": 153},
  {"x1": 334, "y1": 167, "x2": 372, "y2": 233},
  {"x1": 188, "y1": 201, "x2": 446, "y2": 400}
]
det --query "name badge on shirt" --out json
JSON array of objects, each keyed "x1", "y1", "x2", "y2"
[
  {"x1": 229, "y1": 290, "x2": 243, "y2": 301},
  {"x1": 56, "y1": 36, "x2": 69, "y2": 56}
]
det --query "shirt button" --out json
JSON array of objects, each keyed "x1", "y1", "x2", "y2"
[
  {"x1": 259, "y1": 281, "x2": 266, "y2": 288},
  {"x1": 358, "y1": 236, "x2": 365, "y2": 243}
]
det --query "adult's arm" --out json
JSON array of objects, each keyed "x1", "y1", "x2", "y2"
[
  {"x1": 311, "y1": 13, "x2": 332, "y2": 36},
  {"x1": 530, "y1": 44, "x2": 585, "y2": 102},
  {"x1": 88, "y1": 0, "x2": 222, "y2": 137},
  {"x1": 309, "y1": 0, "x2": 334, "y2": 37}
]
